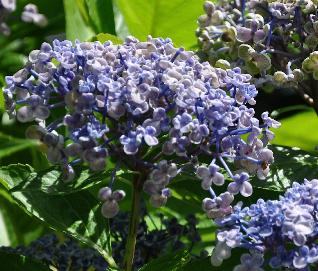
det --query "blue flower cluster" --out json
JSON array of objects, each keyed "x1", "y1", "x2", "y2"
[
  {"x1": 4, "y1": 36, "x2": 279, "y2": 216},
  {"x1": 1, "y1": 234, "x2": 108, "y2": 271},
  {"x1": 212, "y1": 179, "x2": 318, "y2": 270},
  {"x1": 0, "y1": 0, "x2": 47, "y2": 35}
]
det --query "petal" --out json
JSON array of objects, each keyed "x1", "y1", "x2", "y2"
[
  {"x1": 227, "y1": 182, "x2": 240, "y2": 195},
  {"x1": 144, "y1": 134, "x2": 159, "y2": 146},
  {"x1": 213, "y1": 172, "x2": 225, "y2": 186},
  {"x1": 240, "y1": 181, "x2": 253, "y2": 197},
  {"x1": 17, "y1": 106, "x2": 34, "y2": 122},
  {"x1": 196, "y1": 166, "x2": 210, "y2": 179},
  {"x1": 34, "y1": 105, "x2": 50, "y2": 119}
]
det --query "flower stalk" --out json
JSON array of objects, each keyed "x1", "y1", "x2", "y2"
[{"x1": 123, "y1": 174, "x2": 144, "y2": 271}]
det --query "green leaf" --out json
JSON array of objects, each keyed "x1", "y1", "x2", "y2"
[
  {"x1": 63, "y1": 0, "x2": 95, "y2": 41},
  {"x1": 85, "y1": 0, "x2": 116, "y2": 35},
  {"x1": 0, "y1": 133, "x2": 39, "y2": 160},
  {"x1": 252, "y1": 145, "x2": 318, "y2": 194},
  {"x1": 139, "y1": 250, "x2": 191, "y2": 271},
  {"x1": 0, "y1": 165, "x2": 117, "y2": 267},
  {"x1": 0, "y1": 250, "x2": 49, "y2": 271},
  {"x1": 114, "y1": 0, "x2": 203, "y2": 48},
  {"x1": 0, "y1": 164, "x2": 34, "y2": 190},
  {"x1": 272, "y1": 109, "x2": 318, "y2": 152},
  {"x1": 93, "y1": 33, "x2": 123, "y2": 44}
]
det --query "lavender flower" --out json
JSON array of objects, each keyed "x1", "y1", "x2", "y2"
[
  {"x1": 4, "y1": 36, "x2": 279, "y2": 215},
  {"x1": 212, "y1": 179, "x2": 318, "y2": 270}
]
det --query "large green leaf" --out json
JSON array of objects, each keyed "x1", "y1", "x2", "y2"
[
  {"x1": 0, "y1": 164, "x2": 117, "y2": 267},
  {"x1": 272, "y1": 109, "x2": 318, "y2": 152},
  {"x1": 64, "y1": 0, "x2": 116, "y2": 41},
  {"x1": 0, "y1": 250, "x2": 49, "y2": 271},
  {"x1": 85, "y1": 0, "x2": 116, "y2": 35},
  {"x1": 113, "y1": 0, "x2": 203, "y2": 48},
  {"x1": 63, "y1": 0, "x2": 95, "y2": 41}
]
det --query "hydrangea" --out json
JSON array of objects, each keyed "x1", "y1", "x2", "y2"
[
  {"x1": 212, "y1": 179, "x2": 318, "y2": 270},
  {"x1": 4, "y1": 36, "x2": 279, "y2": 216},
  {"x1": 196, "y1": 0, "x2": 318, "y2": 110},
  {"x1": 0, "y1": 0, "x2": 47, "y2": 35}
]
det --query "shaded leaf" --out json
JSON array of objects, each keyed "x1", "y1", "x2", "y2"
[
  {"x1": 252, "y1": 145, "x2": 318, "y2": 193},
  {"x1": 139, "y1": 249, "x2": 191, "y2": 271},
  {"x1": 0, "y1": 133, "x2": 38, "y2": 160},
  {"x1": 0, "y1": 250, "x2": 49, "y2": 271}
]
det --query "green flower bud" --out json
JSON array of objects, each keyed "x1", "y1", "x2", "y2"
[
  {"x1": 221, "y1": 26, "x2": 236, "y2": 42},
  {"x1": 215, "y1": 59, "x2": 231, "y2": 70},
  {"x1": 238, "y1": 44, "x2": 254, "y2": 61},
  {"x1": 211, "y1": 10, "x2": 224, "y2": 24},
  {"x1": 292, "y1": 69, "x2": 304, "y2": 82},
  {"x1": 251, "y1": 52, "x2": 271, "y2": 71},
  {"x1": 302, "y1": 51, "x2": 318, "y2": 73},
  {"x1": 305, "y1": 34, "x2": 318, "y2": 50},
  {"x1": 273, "y1": 71, "x2": 288, "y2": 84}
]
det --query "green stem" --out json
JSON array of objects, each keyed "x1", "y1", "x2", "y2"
[{"x1": 123, "y1": 175, "x2": 143, "y2": 271}]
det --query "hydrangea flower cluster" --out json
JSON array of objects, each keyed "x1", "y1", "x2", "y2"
[
  {"x1": 0, "y1": 0, "x2": 47, "y2": 35},
  {"x1": 1, "y1": 234, "x2": 108, "y2": 271},
  {"x1": 196, "y1": 0, "x2": 318, "y2": 109},
  {"x1": 4, "y1": 36, "x2": 279, "y2": 217},
  {"x1": 211, "y1": 179, "x2": 318, "y2": 270}
]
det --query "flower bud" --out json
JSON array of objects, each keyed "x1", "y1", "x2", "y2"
[
  {"x1": 101, "y1": 200, "x2": 119, "y2": 218},
  {"x1": 98, "y1": 187, "x2": 112, "y2": 201}
]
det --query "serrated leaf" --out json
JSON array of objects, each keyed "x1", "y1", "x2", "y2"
[
  {"x1": 0, "y1": 164, "x2": 34, "y2": 190},
  {"x1": 139, "y1": 250, "x2": 191, "y2": 271},
  {"x1": 0, "y1": 165, "x2": 117, "y2": 267},
  {"x1": 0, "y1": 163, "x2": 130, "y2": 195},
  {"x1": 113, "y1": 0, "x2": 203, "y2": 48}
]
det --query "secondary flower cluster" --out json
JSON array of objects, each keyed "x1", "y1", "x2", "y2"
[
  {"x1": 0, "y1": 0, "x2": 47, "y2": 35},
  {"x1": 196, "y1": 0, "x2": 318, "y2": 108},
  {"x1": 4, "y1": 36, "x2": 279, "y2": 217},
  {"x1": 211, "y1": 179, "x2": 318, "y2": 270},
  {"x1": 1, "y1": 234, "x2": 108, "y2": 271}
]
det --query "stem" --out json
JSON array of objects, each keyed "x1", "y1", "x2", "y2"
[{"x1": 123, "y1": 175, "x2": 144, "y2": 271}]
